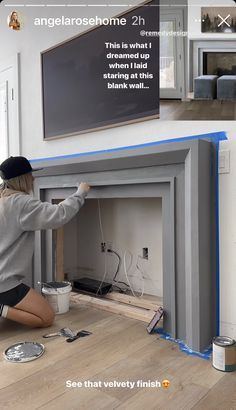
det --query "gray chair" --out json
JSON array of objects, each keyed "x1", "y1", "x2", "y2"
[
  {"x1": 194, "y1": 75, "x2": 218, "y2": 99},
  {"x1": 217, "y1": 75, "x2": 236, "y2": 101}
]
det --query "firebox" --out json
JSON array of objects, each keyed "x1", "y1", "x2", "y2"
[
  {"x1": 203, "y1": 52, "x2": 236, "y2": 76},
  {"x1": 63, "y1": 197, "x2": 163, "y2": 298}
]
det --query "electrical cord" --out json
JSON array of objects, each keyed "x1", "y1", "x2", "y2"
[
  {"x1": 111, "y1": 285, "x2": 128, "y2": 294},
  {"x1": 108, "y1": 249, "x2": 121, "y2": 282},
  {"x1": 108, "y1": 249, "x2": 130, "y2": 289}
]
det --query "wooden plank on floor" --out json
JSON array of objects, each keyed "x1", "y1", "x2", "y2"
[
  {"x1": 104, "y1": 291, "x2": 160, "y2": 311},
  {"x1": 70, "y1": 293, "x2": 155, "y2": 322}
]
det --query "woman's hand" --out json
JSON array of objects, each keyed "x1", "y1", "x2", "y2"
[{"x1": 79, "y1": 182, "x2": 90, "y2": 194}]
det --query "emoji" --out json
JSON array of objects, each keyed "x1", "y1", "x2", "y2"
[{"x1": 162, "y1": 379, "x2": 170, "y2": 389}]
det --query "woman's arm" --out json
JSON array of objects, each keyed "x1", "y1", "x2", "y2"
[{"x1": 19, "y1": 184, "x2": 89, "y2": 231}]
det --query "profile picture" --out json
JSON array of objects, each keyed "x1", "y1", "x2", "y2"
[{"x1": 8, "y1": 11, "x2": 21, "y2": 31}]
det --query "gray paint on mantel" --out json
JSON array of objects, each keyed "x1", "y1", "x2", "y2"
[{"x1": 33, "y1": 139, "x2": 217, "y2": 352}]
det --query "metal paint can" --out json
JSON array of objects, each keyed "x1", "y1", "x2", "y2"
[
  {"x1": 212, "y1": 336, "x2": 236, "y2": 372},
  {"x1": 42, "y1": 281, "x2": 72, "y2": 314}
]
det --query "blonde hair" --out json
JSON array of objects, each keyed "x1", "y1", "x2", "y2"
[{"x1": 0, "y1": 173, "x2": 33, "y2": 197}]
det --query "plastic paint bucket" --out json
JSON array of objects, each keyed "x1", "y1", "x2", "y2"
[
  {"x1": 212, "y1": 336, "x2": 236, "y2": 372},
  {"x1": 41, "y1": 281, "x2": 72, "y2": 314}
]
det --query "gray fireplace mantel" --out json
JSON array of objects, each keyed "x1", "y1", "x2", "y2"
[{"x1": 33, "y1": 138, "x2": 217, "y2": 353}]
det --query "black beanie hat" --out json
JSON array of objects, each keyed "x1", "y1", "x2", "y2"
[{"x1": 0, "y1": 156, "x2": 42, "y2": 180}]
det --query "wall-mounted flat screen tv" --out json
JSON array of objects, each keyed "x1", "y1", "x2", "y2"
[{"x1": 41, "y1": 0, "x2": 159, "y2": 140}]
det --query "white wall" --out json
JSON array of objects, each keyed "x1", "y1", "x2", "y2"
[
  {"x1": 219, "y1": 137, "x2": 236, "y2": 338},
  {"x1": 1, "y1": 0, "x2": 236, "y2": 339},
  {"x1": 188, "y1": 0, "x2": 236, "y2": 39},
  {"x1": 64, "y1": 198, "x2": 163, "y2": 297}
]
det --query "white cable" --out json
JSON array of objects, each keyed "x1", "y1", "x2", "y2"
[
  {"x1": 123, "y1": 251, "x2": 146, "y2": 298},
  {"x1": 124, "y1": 250, "x2": 145, "y2": 298},
  {"x1": 124, "y1": 250, "x2": 136, "y2": 297},
  {"x1": 97, "y1": 199, "x2": 105, "y2": 243},
  {"x1": 126, "y1": 250, "x2": 133, "y2": 272}
]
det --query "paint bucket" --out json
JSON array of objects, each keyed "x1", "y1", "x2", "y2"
[
  {"x1": 212, "y1": 336, "x2": 236, "y2": 372},
  {"x1": 41, "y1": 281, "x2": 72, "y2": 314}
]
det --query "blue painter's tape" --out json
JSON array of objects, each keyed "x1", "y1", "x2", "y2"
[
  {"x1": 155, "y1": 328, "x2": 212, "y2": 360},
  {"x1": 29, "y1": 131, "x2": 227, "y2": 163}
]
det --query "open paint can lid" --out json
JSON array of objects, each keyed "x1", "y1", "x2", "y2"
[
  {"x1": 213, "y1": 336, "x2": 236, "y2": 347},
  {"x1": 4, "y1": 342, "x2": 45, "y2": 363},
  {"x1": 42, "y1": 281, "x2": 72, "y2": 295}
]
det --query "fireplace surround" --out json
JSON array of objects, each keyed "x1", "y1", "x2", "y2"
[
  {"x1": 33, "y1": 138, "x2": 217, "y2": 352},
  {"x1": 189, "y1": 39, "x2": 236, "y2": 92}
]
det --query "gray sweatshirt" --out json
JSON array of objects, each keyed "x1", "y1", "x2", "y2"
[{"x1": 0, "y1": 187, "x2": 87, "y2": 292}]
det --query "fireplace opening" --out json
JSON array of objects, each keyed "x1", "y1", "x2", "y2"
[
  {"x1": 60, "y1": 198, "x2": 163, "y2": 300},
  {"x1": 203, "y1": 52, "x2": 236, "y2": 76}
]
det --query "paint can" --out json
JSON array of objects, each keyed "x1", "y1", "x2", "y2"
[
  {"x1": 41, "y1": 281, "x2": 72, "y2": 314},
  {"x1": 212, "y1": 336, "x2": 236, "y2": 372}
]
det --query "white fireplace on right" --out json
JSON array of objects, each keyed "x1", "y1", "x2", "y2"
[{"x1": 189, "y1": 40, "x2": 236, "y2": 93}]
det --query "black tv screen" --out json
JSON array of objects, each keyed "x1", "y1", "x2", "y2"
[{"x1": 41, "y1": 0, "x2": 159, "y2": 139}]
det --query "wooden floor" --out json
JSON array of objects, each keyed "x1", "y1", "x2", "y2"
[
  {"x1": 160, "y1": 100, "x2": 236, "y2": 120},
  {"x1": 0, "y1": 302, "x2": 236, "y2": 410}
]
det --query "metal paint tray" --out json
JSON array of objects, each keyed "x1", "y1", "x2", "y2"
[{"x1": 4, "y1": 342, "x2": 45, "y2": 363}]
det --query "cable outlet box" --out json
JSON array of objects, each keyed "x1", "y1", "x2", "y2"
[{"x1": 73, "y1": 277, "x2": 112, "y2": 295}]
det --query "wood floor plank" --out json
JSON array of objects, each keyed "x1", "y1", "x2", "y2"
[
  {"x1": 160, "y1": 100, "x2": 236, "y2": 121},
  {"x1": 37, "y1": 388, "x2": 121, "y2": 410},
  {"x1": 0, "y1": 306, "x2": 234, "y2": 410},
  {"x1": 35, "y1": 337, "x2": 180, "y2": 408},
  {"x1": 0, "y1": 311, "x2": 130, "y2": 389},
  {"x1": 0, "y1": 314, "x2": 155, "y2": 409},
  {"x1": 191, "y1": 373, "x2": 236, "y2": 410},
  {"x1": 114, "y1": 382, "x2": 208, "y2": 410},
  {"x1": 89, "y1": 338, "x2": 183, "y2": 402},
  {"x1": 0, "y1": 304, "x2": 110, "y2": 342},
  {"x1": 89, "y1": 338, "x2": 223, "y2": 403}
]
